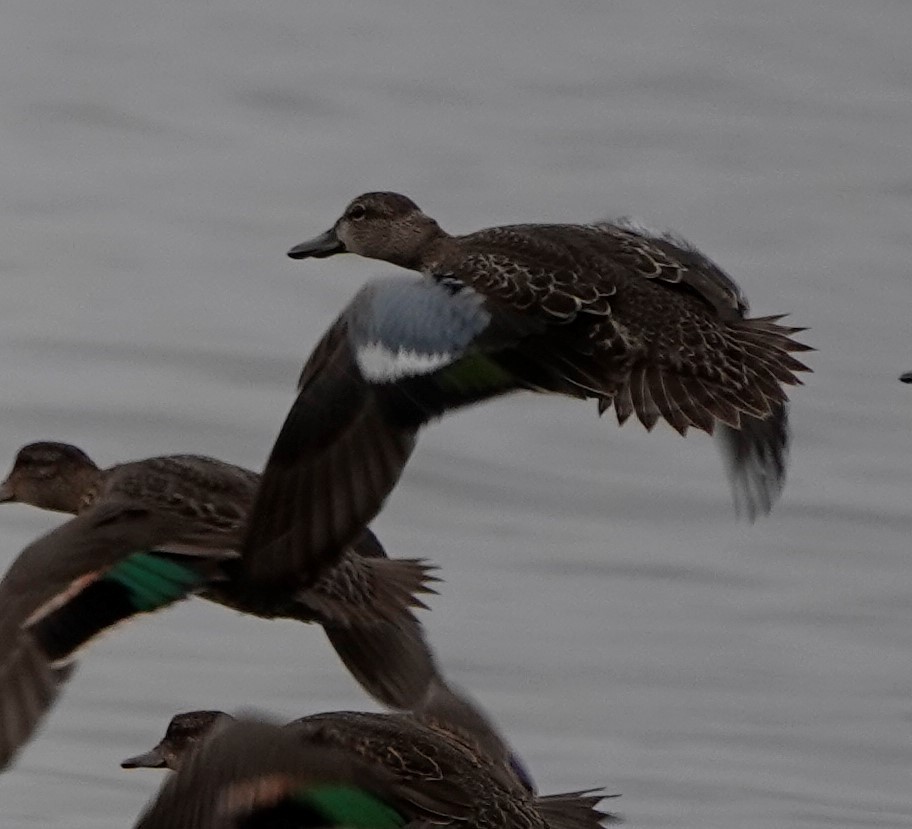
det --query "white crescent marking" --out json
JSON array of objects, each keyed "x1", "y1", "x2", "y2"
[{"x1": 356, "y1": 343, "x2": 454, "y2": 382}]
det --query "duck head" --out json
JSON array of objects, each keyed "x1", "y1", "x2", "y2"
[
  {"x1": 0, "y1": 441, "x2": 100, "y2": 513},
  {"x1": 121, "y1": 710, "x2": 234, "y2": 771},
  {"x1": 287, "y1": 192, "x2": 443, "y2": 270}
]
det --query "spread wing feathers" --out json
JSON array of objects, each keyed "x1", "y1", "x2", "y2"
[
  {"x1": 536, "y1": 790, "x2": 620, "y2": 829},
  {"x1": 586, "y1": 222, "x2": 812, "y2": 451},
  {"x1": 605, "y1": 316, "x2": 809, "y2": 519},
  {"x1": 609, "y1": 315, "x2": 811, "y2": 436},
  {"x1": 323, "y1": 615, "x2": 443, "y2": 711},
  {"x1": 453, "y1": 223, "x2": 808, "y2": 410},
  {"x1": 0, "y1": 504, "x2": 231, "y2": 771},
  {"x1": 133, "y1": 718, "x2": 411, "y2": 829},
  {"x1": 244, "y1": 277, "x2": 534, "y2": 586}
]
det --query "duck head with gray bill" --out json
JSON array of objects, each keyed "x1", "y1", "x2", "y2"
[{"x1": 288, "y1": 192, "x2": 443, "y2": 269}]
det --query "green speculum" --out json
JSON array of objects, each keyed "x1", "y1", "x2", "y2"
[
  {"x1": 104, "y1": 552, "x2": 204, "y2": 612},
  {"x1": 297, "y1": 785, "x2": 405, "y2": 829}
]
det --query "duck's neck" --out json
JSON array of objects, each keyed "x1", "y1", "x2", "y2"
[
  {"x1": 412, "y1": 227, "x2": 452, "y2": 274},
  {"x1": 67, "y1": 466, "x2": 105, "y2": 514}
]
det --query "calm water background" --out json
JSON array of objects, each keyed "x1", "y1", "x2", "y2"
[{"x1": 1, "y1": 2, "x2": 910, "y2": 826}]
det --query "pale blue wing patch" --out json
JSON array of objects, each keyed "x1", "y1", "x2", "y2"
[{"x1": 347, "y1": 277, "x2": 492, "y2": 383}]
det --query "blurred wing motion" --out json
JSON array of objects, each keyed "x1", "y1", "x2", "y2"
[
  {"x1": 312, "y1": 527, "x2": 442, "y2": 710},
  {"x1": 243, "y1": 276, "x2": 536, "y2": 583},
  {"x1": 716, "y1": 403, "x2": 791, "y2": 521},
  {"x1": 134, "y1": 717, "x2": 415, "y2": 829},
  {"x1": 0, "y1": 503, "x2": 233, "y2": 771}
]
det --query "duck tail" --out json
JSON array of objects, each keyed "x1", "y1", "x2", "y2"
[
  {"x1": 301, "y1": 557, "x2": 439, "y2": 628},
  {"x1": 364, "y1": 557, "x2": 440, "y2": 622},
  {"x1": 728, "y1": 314, "x2": 813, "y2": 400},
  {"x1": 353, "y1": 527, "x2": 440, "y2": 623},
  {"x1": 612, "y1": 314, "x2": 811, "y2": 440},
  {"x1": 537, "y1": 790, "x2": 621, "y2": 829}
]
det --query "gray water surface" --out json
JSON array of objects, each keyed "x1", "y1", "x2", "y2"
[{"x1": 1, "y1": 2, "x2": 910, "y2": 827}]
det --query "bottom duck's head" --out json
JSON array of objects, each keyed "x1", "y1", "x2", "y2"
[
  {"x1": 121, "y1": 710, "x2": 233, "y2": 771},
  {"x1": 0, "y1": 442, "x2": 100, "y2": 513}
]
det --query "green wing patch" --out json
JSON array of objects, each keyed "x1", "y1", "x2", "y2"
[
  {"x1": 104, "y1": 552, "x2": 206, "y2": 612},
  {"x1": 438, "y1": 354, "x2": 514, "y2": 396},
  {"x1": 298, "y1": 785, "x2": 405, "y2": 829}
]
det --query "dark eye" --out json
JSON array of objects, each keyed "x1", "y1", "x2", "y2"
[{"x1": 347, "y1": 204, "x2": 367, "y2": 221}]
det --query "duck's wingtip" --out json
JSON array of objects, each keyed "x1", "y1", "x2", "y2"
[{"x1": 716, "y1": 404, "x2": 790, "y2": 521}]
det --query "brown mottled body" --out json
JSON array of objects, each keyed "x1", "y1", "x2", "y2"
[
  {"x1": 246, "y1": 192, "x2": 809, "y2": 579},
  {"x1": 125, "y1": 708, "x2": 617, "y2": 829}
]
